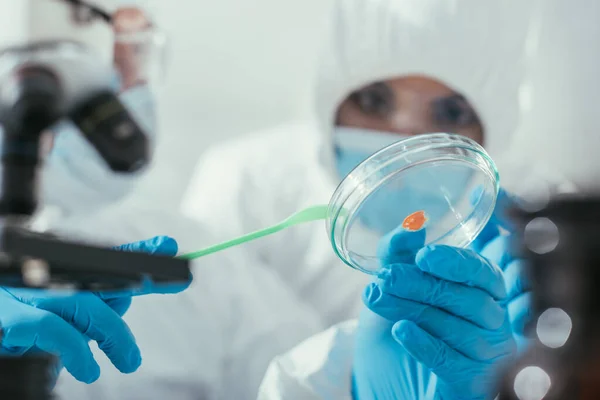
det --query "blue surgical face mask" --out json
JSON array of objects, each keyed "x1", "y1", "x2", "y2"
[
  {"x1": 333, "y1": 126, "x2": 408, "y2": 181},
  {"x1": 42, "y1": 83, "x2": 156, "y2": 214},
  {"x1": 333, "y1": 126, "x2": 473, "y2": 235}
]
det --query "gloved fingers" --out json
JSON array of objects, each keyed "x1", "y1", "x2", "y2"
[
  {"x1": 97, "y1": 274, "x2": 192, "y2": 300},
  {"x1": 98, "y1": 235, "x2": 191, "y2": 299},
  {"x1": 0, "y1": 304, "x2": 100, "y2": 383},
  {"x1": 415, "y1": 245, "x2": 506, "y2": 300},
  {"x1": 471, "y1": 188, "x2": 517, "y2": 251},
  {"x1": 493, "y1": 189, "x2": 519, "y2": 231},
  {"x1": 377, "y1": 228, "x2": 426, "y2": 266},
  {"x1": 392, "y1": 320, "x2": 477, "y2": 379},
  {"x1": 470, "y1": 224, "x2": 499, "y2": 254},
  {"x1": 376, "y1": 265, "x2": 505, "y2": 330},
  {"x1": 503, "y1": 259, "x2": 531, "y2": 301},
  {"x1": 480, "y1": 234, "x2": 515, "y2": 271},
  {"x1": 508, "y1": 292, "x2": 533, "y2": 338},
  {"x1": 102, "y1": 296, "x2": 133, "y2": 317},
  {"x1": 132, "y1": 275, "x2": 192, "y2": 296},
  {"x1": 364, "y1": 284, "x2": 513, "y2": 359},
  {"x1": 392, "y1": 320, "x2": 496, "y2": 398},
  {"x1": 113, "y1": 236, "x2": 179, "y2": 256},
  {"x1": 23, "y1": 293, "x2": 141, "y2": 374}
]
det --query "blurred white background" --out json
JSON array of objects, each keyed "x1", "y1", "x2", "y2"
[
  {"x1": 4, "y1": 0, "x2": 598, "y2": 212},
  {"x1": 3, "y1": 0, "x2": 333, "y2": 207}
]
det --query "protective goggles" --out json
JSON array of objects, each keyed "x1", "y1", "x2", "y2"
[{"x1": 60, "y1": 0, "x2": 169, "y2": 86}]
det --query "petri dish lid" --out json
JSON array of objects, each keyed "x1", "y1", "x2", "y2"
[{"x1": 327, "y1": 133, "x2": 499, "y2": 275}]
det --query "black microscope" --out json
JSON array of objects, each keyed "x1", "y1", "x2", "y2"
[{"x1": 0, "y1": 40, "x2": 190, "y2": 399}]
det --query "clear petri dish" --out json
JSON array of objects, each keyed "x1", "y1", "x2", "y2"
[{"x1": 327, "y1": 133, "x2": 499, "y2": 275}]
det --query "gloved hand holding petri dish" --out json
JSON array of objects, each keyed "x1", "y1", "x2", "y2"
[{"x1": 180, "y1": 133, "x2": 499, "y2": 275}]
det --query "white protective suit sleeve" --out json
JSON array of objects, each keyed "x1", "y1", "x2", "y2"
[
  {"x1": 257, "y1": 320, "x2": 357, "y2": 400},
  {"x1": 50, "y1": 206, "x2": 324, "y2": 400}
]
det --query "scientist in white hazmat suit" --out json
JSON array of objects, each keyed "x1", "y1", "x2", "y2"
[
  {"x1": 180, "y1": 0, "x2": 559, "y2": 333},
  {"x1": 254, "y1": 0, "x2": 598, "y2": 399},
  {"x1": 180, "y1": 0, "x2": 580, "y2": 398}
]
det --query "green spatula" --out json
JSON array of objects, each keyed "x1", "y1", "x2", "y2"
[{"x1": 178, "y1": 205, "x2": 331, "y2": 260}]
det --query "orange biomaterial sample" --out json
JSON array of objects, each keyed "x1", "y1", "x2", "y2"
[{"x1": 402, "y1": 210, "x2": 427, "y2": 231}]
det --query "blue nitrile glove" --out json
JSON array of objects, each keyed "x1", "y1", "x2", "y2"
[
  {"x1": 478, "y1": 234, "x2": 532, "y2": 353},
  {"x1": 98, "y1": 235, "x2": 191, "y2": 316},
  {"x1": 470, "y1": 190, "x2": 533, "y2": 345},
  {"x1": 353, "y1": 190, "x2": 523, "y2": 400},
  {"x1": 353, "y1": 228, "x2": 438, "y2": 400},
  {"x1": 371, "y1": 245, "x2": 516, "y2": 399},
  {"x1": 0, "y1": 236, "x2": 191, "y2": 384}
]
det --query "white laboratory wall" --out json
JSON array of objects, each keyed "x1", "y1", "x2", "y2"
[
  {"x1": 0, "y1": 0, "x2": 30, "y2": 47},
  {"x1": 507, "y1": 0, "x2": 600, "y2": 191},
  {"x1": 134, "y1": 0, "x2": 334, "y2": 207},
  {"x1": 29, "y1": 0, "x2": 114, "y2": 60},
  {"x1": 28, "y1": 0, "x2": 334, "y2": 208}
]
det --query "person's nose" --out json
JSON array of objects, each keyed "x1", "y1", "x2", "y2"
[{"x1": 389, "y1": 110, "x2": 432, "y2": 136}]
